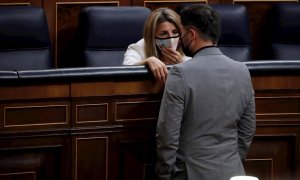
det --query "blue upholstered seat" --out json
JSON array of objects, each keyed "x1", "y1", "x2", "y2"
[
  {"x1": 212, "y1": 4, "x2": 251, "y2": 62},
  {"x1": 76, "y1": 6, "x2": 151, "y2": 67},
  {"x1": 0, "y1": 6, "x2": 52, "y2": 70},
  {"x1": 271, "y1": 3, "x2": 300, "y2": 60}
]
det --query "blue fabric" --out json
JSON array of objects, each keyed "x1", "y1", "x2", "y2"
[
  {"x1": 77, "y1": 6, "x2": 151, "y2": 66},
  {"x1": 271, "y1": 3, "x2": 300, "y2": 60},
  {"x1": 0, "y1": 6, "x2": 52, "y2": 70},
  {"x1": 212, "y1": 4, "x2": 251, "y2": 61}
]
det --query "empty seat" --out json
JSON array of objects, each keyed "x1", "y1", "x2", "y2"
[
  {"x1": 75, "y1": 6, "x2": 151, "y2": 67},
  {"x1": 212, "y1": 4, "x2": 251, "y2": 61},
  {"x1": 270, "y1": 3, "x2": 300, "y2": 60},
  {"x1": 0, "y1": 6, "x2": 52, "y2": 70}
]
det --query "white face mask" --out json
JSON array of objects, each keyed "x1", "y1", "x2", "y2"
[{"x1": 155, "y1": 36, "x2": 180, "y2": 51}]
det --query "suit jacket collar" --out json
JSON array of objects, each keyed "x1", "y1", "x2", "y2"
[{"x1": 193, "y1": 46, "x2": 223, "y2": 58}]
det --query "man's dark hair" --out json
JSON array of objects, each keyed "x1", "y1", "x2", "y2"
[{"x1": 180, "y1": 4, "x2": 221, "y2": 44}]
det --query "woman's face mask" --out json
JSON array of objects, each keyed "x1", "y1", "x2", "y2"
[{"x1": 155, "y1": 36, "x2": 180, "y2": 51}]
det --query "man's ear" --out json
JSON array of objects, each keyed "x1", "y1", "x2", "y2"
[{"x1": 190, "y1": 28, "x2": 197, "y2": 40}]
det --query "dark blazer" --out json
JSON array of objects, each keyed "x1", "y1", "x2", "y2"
[{"x1": 156, "y1": 47, "x2": 256, "y2": 180}]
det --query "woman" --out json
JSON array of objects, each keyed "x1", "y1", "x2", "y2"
[{"x1": 123, "y1": 8, "x2": 190, "y2": 83}]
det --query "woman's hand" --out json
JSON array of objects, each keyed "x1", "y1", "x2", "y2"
[
  {"x1": 161, "y1": 47, "x2": 183, "y2": 65},
  {"x1": 145, "y1": 56, "x2": 168, "y2": 83}
]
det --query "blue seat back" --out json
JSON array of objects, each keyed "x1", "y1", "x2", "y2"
[
  {"x1": 77, "y1": 6, "x2": 151, "y2": 67},
  {"x1": 271, "y1": 3, "x2": 300, "y2": 60},
  {"x1": 0, "y1": 6, "x2": 52, "y2": 70},
  {"x1": 212, "y1": 4, "x2": 251, "y2": 61}
]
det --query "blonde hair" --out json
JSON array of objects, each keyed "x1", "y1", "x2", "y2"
[{"x1": 143, "y1": 8, "x2": 183, "y2": 58}]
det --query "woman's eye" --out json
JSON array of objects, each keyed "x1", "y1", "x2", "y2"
[
  {"x1": 157, "y1": 31, "x2": 179, "y2": 38},
  {"x1": 172, "y1": 31, "x2": 179, "y2": 36},
  {"x1": 157, "y1": 33, "x2": 168, "y2": 38},
  {"x1": 161, "y1": 32, "x2": 168, "y2": 36}
]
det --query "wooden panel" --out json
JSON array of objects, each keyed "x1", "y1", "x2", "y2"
[
  {"x1": 74, "y1": 136, "x2": 108, "y2": 180},
  {"x1": 75, "y1": 103, "x2": 109, "y2": 124},
  {"x1": 4, "y1": 105, "x2": 67, "y2": 127},
  {"x1": 120, "y1": 140, "x2": 156, "y2": 180},
  {"x1": 144, "y1": 0, "x2": 207, "y2": 11},
  {"x1": 251, "y1": 75, "x2": 300, "y2": 90},
  {"x1": 115, "y1": 100, "x2": 160, "y2": 121},
  {"x1": 110, "y1": 131, "x2": 156, "y2": 180},
  {"x1": 72, "y1": 98, "x2": 115, "y2": 127},
  {"x1": 0, "y1": 145, "x2": 62, "y2": 180},
  {"x1": 71, "y1": 82, "x2": 115, "y2": 97},
  {"x1": 246, "y1": 134, "x2": 296, "y2": 180},
  {"x1": 244, "y1": 159, "x2": 273, "y2": 180},
  {"x1": 0, "y1": 84, "x2": 69, "y2": 100},
  {"x1": 0, "y1": 172, "x2": 36, "y2": 180},
  {"x1": 71, "y1": 80, "x2": 160, "y2": 97},
  {"x1": 0, "y1": 0, "x2": 41, "y2": 6},
  {"x1": 115, "y1": 80, "x2": 162, "y2": 95},
  {"x1": 255, "y1": 96, "x2": 300, "y2": 121},
  {"x1": 0, "y1": 101, "x2": 70, "y2": 132}
]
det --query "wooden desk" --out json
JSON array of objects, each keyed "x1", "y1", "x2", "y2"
[{"x1": 0, "y1": 61, "x2": 299, "y2": 180}]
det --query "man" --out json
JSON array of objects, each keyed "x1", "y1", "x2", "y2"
[{"x1": 155, "y1": 4, "x2": 256, "y2": 180}]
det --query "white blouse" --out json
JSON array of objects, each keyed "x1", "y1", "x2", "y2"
[{"x1": 123, "y1": 39, "x2": 190, "y2": 65}]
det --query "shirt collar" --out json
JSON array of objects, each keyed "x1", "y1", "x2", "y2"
[{"x1": 192, "y1": 45, "x2": 216, "y2": 57}]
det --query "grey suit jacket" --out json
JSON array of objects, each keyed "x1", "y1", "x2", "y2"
[{"x1": 156, "y1": 47, "x2": 256, "y2": 180}]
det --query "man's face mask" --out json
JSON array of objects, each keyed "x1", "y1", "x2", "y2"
[
  {"x1": 155, "y1": 36, "x2": 180, "y2": 51},
  {"x1": 180, "y1": 31, "x2": 193, "y2": 57}
]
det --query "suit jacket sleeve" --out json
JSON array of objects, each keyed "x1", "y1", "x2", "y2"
[
  {"x1": 156, "y1": 66, "x2": 185, "y2": 180},
  {"x1": 238, "y1": 89, "x2": 256, "y2": 160}
]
